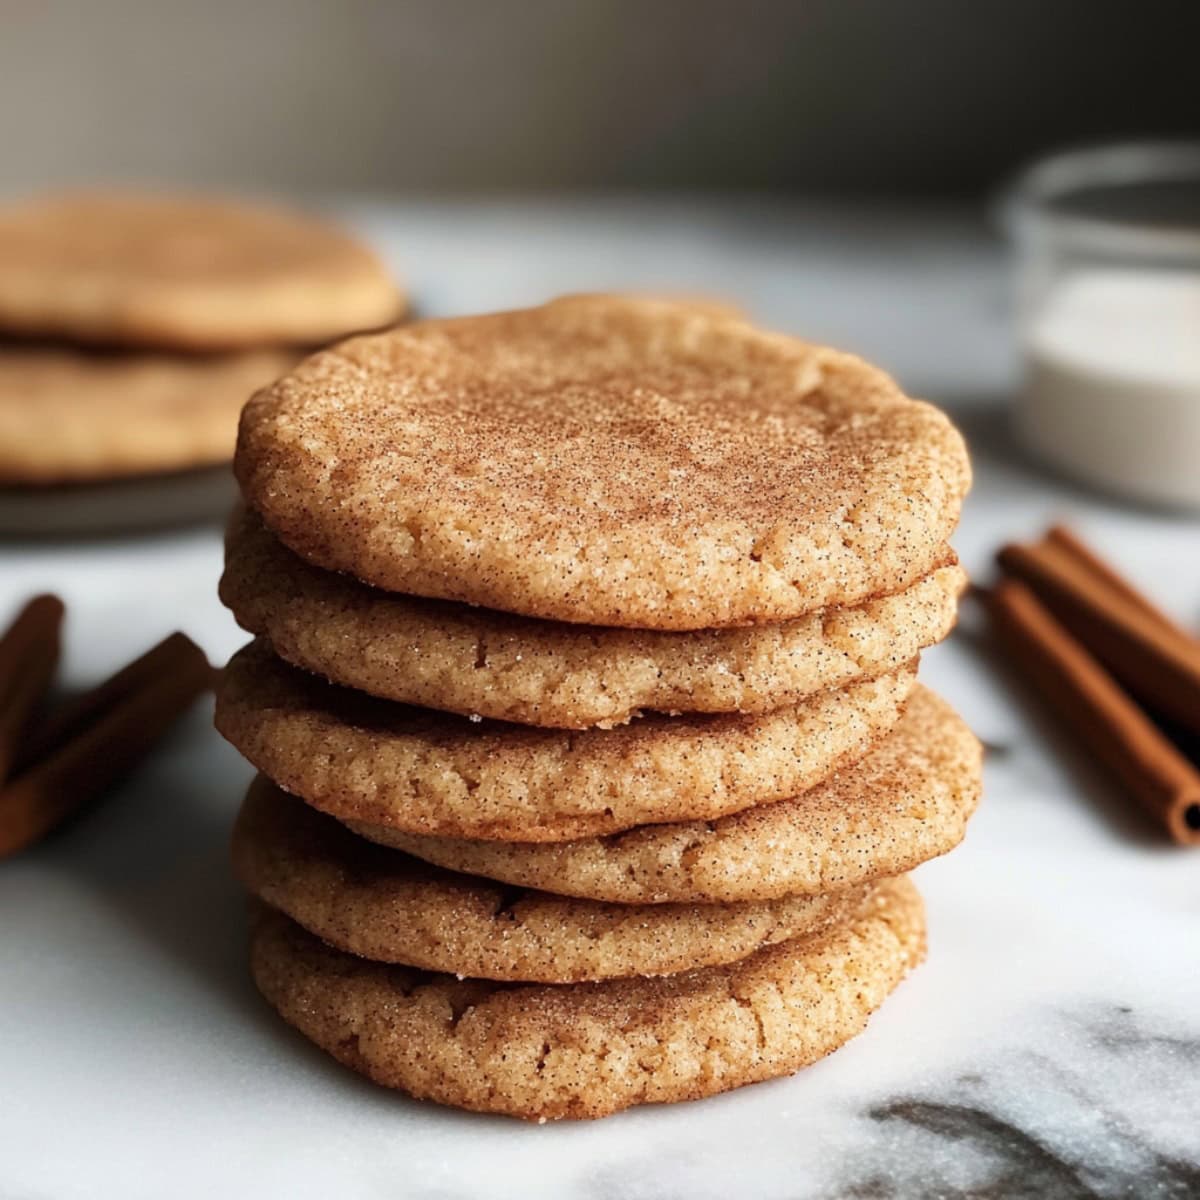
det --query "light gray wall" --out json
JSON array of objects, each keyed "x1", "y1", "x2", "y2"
[{"x1": 1, "y1": 0, "x2": 1196, "y2": 195}]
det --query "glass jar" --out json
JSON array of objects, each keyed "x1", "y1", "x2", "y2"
[{"x1": 1005, "y1": 142, "x2": 1200, "y2": 509}]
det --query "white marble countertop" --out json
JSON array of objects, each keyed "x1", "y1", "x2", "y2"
[{"x1": 2, "y1": 199, "x2": 1197, "y2": 1199}]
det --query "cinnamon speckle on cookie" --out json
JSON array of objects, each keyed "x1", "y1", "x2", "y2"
[{"x1": 236, "y1": 295, "x2": 970, "y2": 628}]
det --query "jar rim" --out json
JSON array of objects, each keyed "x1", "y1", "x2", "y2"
[{"x1": 1002, "y1": 141, "x2": 1200, "y2": 259}]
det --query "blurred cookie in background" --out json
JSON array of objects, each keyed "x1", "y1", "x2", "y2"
[
  {"x1": 0, "y1": 346, "x2": 294, "y2": 485},
  {"x1": 0, "y1": 191, "x2": 405, "y2": 350},
  {"x1": 0, "y1": 191, "x2": 405, "y2": 533}
]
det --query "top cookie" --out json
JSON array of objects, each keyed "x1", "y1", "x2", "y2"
[
  {"x1": 0, "y1": 192, "x2": 404, "y2": 350},
  {"x1": 237, "y1": 295, "x2": 971, "y2": 630}
]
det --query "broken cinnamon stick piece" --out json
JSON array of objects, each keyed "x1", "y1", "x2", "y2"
[
  {"x1": 986, "y1": 578, "x2": 1200, "y2": 846},
  {"x1": 0, "y1": 595, "x2": 64, "y2": 785},
  {"x1": 11, "y1": 631, "x2": 212, "y2": 775},
  {"x1": 997, "y1": 533, "x2": 1200, "y2": 734},
  {"x1": 0, "y1": 632, "x2": 213, "y2": 859}
]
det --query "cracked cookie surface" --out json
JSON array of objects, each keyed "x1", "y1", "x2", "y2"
[
  {"x1": 249, "y1": 875, "x2": 925, "y2": 1120},
  {"x1": 216, "y1": 639, "x2": 916, "y2": 842},
  {"x1": 235, "y1": 778, "x2": 881, "y2": 983},
  {"x1": 351, "y1": 687, "x2": 982, "y2": 901}
]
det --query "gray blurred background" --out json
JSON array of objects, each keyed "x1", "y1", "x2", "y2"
[{"x1": 2, "y1": 0, "x2": 1197, "y2": 197}]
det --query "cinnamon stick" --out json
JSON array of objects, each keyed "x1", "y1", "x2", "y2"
[
  {"x1": 985, "y1": 578, "x2": 1200, "y2": 846},
  {"x1": 0, "y1": 595, "x2": 64, "y2": 785},
  {"x1": 997, "y1": 531, "x2": 1200, "y2": 733},
  {"x1": 1044, "y1": 525, "x2": 1183, "y2": 628},
  {"x1": 0, "y1": 632, "x2": 213, "y2": 859}
]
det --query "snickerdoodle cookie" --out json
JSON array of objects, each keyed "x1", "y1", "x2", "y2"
[
  {"x1": 222, "y1": 506, "x2": 965, "y2": 727},
  {"x1": 236, "y1": 295, "x2": 970, "y2": 629},
  {"x1": 350, "y1": 687, "x2": 982, "y2": 903},
  {"x1": 0, "y1": 347, "x2": 294, "y2": 483},
  {"x1": 215, "y1": 639, "x2": 916, "y2": 842},
  {"x1": 0, "y1": 191, "x2": 404, "y2": 349},
  {"x1": 249, "y1": 875, "x2": 925, "y2": 1120},
  {"x1": 234, "y1": 779, "x2": 881, "y2": 984}
]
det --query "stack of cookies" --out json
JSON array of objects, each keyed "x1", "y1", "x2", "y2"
[
  {"x1": 215, "y1": 295, "x2": 982, "y2": 1121},
  {"x1": 0, "y1": 191, "x2": 403, "y2": 487}
]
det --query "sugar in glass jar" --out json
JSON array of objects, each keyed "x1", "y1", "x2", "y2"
[{"x1": 1006, "y1": 142, "x2": 1200, "y2": 509}]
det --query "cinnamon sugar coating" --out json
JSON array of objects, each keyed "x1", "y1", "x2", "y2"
[
  {"x1": 236, "y1": 295, "x2": 970, "y2": 629},
  {"x1": 215, "y1": 640, "x2": 916, "y2": 842},
  {"x1": 352, "y1": 686, "x2": 982, "y2": 902},
  {"x1": 222, "y1": 506, "x2": 964, "y2": 727},
  {"x1": 235, "y1": 779, "x2": 881, "y2": 983},
  {"x1": 249, "y1": 876, "x2": 925, "y2": 1120},
  {"x1": 0, "y1": 191, "x2": 404, "y2": 350},
  {"x1": 0, "y1": 347, "x2": 294, "y2": 482}
]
